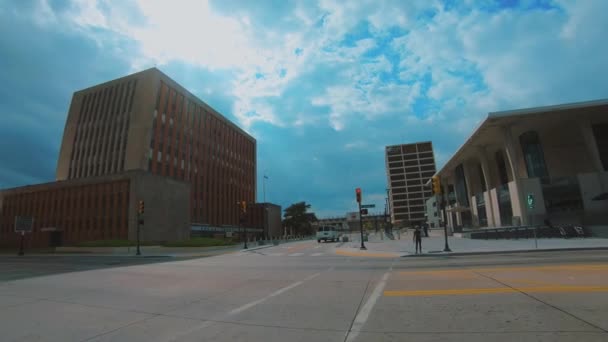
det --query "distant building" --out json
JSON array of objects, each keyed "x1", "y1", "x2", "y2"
[
  {"x1": 244, "y1": 203, "x2": 282, "y2": 239},
  {"x1": 424, "y1": 195, "x2": 441, "y2": 228},
  {"x1": 433, "y1": 99, "x2": 608, "y2": 236},
  {"x1": 385, "y1": 141, "x2": 437, "y2": 226},
  {"x1": 1, "y1": 68, "x2": 256, "y2": 248}
]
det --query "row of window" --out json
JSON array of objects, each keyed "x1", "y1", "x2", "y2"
[
  {"x1": 69, "y1": 80, "x2": 137, "y2": 179},
  {"x1": 149, "y1": 81, "x2": 255, "y2": 225}
]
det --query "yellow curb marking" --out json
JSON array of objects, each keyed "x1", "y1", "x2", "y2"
[
  {"x1": 335, "y1": 249, "x2": 399, "y2": 258},
  {"x1": 384, "y1": 286, "x2": 608, "y2": 297}
]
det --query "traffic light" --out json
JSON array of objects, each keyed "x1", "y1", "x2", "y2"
[
  {"x1": 432, "y1": 176, "x2": 442, "y2": 195},
  {"x1": 138, "y1": 200, "x2": 145, "y2": 215},
  {"x1": 360, "y1": 208, "x2": 368, "y2": 215},
  {"x1": 356, "y1": 188, "x2": 362, "y2": 203}
]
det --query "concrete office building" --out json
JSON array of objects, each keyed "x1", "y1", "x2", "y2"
[
  {"x1": 56, "y1": 67, "x2": 256, "y2": 227},
  {"x1": 1, "y1": 68, "x2": 256, "y2": 247},
  {"x1": 385, "y1": 142, "x2": 437, "y2": 225},
  {"x1": 433, "y1": 99, "x2": 608, "y2": 236}
]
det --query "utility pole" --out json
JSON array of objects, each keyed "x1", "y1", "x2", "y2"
[{"x1": 238, "y1": 201, "x2": 248, "y2": 249}]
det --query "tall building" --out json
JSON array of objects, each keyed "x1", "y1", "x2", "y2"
[
  {"x1": 56, "y1": 68, "x2": 256, "y2": 227},
  {"x1": 385, "y1": 141, "x2": 437, "y2": 225},
  {"x1": 1, "y1": 68, "x2": 256, "y2": 248}
]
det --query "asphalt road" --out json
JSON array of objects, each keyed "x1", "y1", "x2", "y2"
[{"x1": 1, "y1": 241, "x2": 607, "y2": 341}]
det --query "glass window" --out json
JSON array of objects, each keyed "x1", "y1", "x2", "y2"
[{"x1": 520, "y1": 131, "x2": 549, "y2": 179}]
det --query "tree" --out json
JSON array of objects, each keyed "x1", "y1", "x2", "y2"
[{"x1": 283, "y1": 202, "x2": 313, "y2": 235}]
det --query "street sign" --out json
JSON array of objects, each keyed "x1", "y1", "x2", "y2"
[
  {"x1": 361, "y1": 204, "x2": 375, "y2": 209},
  {"x1": 527, "y1": 194, "x2": 535, "y2": 209},
  {"x1": 360, "y1": 208, "x2": 369, "y2": 215},
  {"x1": 14, "y1": 216, "x2": 34, "y2": 233}
]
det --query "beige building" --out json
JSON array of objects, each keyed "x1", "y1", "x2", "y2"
[
  {"x1": 56, "y1": 67, "x2": 256, "y2": 227},
  {"x1": 434, "y1": 99, "x2": 608, "y2": 237}
]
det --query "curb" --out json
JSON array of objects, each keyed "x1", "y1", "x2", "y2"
[
  {"x1": 240, "y1": 244, "x2": 276, "y2": 252},
  {"x1": 401, "y1": 246, "x2": 608, "y2": 257}
]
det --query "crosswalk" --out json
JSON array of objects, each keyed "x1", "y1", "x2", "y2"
[{"x1": 235, "y1": 252, "x2": 328, "y2": 257}]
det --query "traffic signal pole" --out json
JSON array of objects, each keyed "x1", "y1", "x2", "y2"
[
  {"x1": 359, "y1": 201, "x2": 366, "y2": 250},
  {"x1": 356, "y1": 188, "x2": 366, "y2": 250},
  {"x1": 433, "y1": 177, "x2": 451, "y2": 253},
  {"x1": 136, "y1": 200, "x2": 144, "y2": 256}
]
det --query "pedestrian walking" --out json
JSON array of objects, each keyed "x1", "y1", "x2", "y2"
[{"x1": 414, "y1": 226, "x2": 422, "y2": 254}]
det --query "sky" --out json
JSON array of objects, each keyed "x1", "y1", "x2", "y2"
[{"x1": 1, "y1": 0, "x2": 607, "y2": 218}]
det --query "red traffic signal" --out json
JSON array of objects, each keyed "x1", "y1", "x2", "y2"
[{"x1": 356, "y1": 188, "x2": 362, "y2": 203}]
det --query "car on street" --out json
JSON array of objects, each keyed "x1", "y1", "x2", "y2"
[{"x1": 316, "y1": 226, "x2": 340, "y2": 242}]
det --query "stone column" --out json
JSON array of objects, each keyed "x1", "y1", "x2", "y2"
[{"x1": 477, "y1": 147, "x2": 496, "y2": 227}]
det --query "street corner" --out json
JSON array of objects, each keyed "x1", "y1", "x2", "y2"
[{"x1": 334, "y1": 248, "x2": 401, "y2": 258}]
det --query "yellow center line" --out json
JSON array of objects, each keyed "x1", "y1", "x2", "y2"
[
  {"x1": 398, "y1": 264, "x2": 608, "y2": 275},
  {"x1": 384, "y1": 286, "x2": 608, "y2": 297}
]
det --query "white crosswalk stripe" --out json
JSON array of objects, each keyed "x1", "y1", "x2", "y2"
[
  {"x1": 288, "y1": 253, "x2": 304, "y2": 256},
  {"x1": 267, "y1": 253, "x2": 284, "y2": 256},
  {"x1": 311, "y1": 253, "x2": 324, "y2": 256}
]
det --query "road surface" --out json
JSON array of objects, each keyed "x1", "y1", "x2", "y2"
[{"x1": 1, "y1": 240, "x2": 607, "y2": 341}]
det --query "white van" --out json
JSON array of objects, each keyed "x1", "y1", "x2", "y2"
[{"x1": 316, "y1": 226, "x2": 340, "y2": 243}]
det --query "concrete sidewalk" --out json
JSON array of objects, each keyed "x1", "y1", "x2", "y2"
[{"x1": 341, "y1": 231, "x2": 608, "y2": 257}]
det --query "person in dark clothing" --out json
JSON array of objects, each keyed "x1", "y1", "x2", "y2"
[
  {"x1": 413, "y1": 227, "x2": 422, "y2": 254},
  {"x1": 423, "y1": 223, "x2": 429, "y2": 237}
]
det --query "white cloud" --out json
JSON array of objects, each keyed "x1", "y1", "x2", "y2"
[{"x1": 344, "y1": 141, "x2": 367, "y2": 150}]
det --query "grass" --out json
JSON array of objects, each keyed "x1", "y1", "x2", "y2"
[
  {"x1": 73, "y1": 240, "x2": 157, "y2": 247},
  {"x1": 162, "y1": 237, "x2": 236, "y2": 248},
  {"x1": 72, "y1": 238, "x2": 236, "y2": 248}
]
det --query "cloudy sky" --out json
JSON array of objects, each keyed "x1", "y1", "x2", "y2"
[{"x1": 1, "y1": 0, "x2": 607, "y2": 217}]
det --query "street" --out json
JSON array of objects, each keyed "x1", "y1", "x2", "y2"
[{"x1": 1, "y1": 241, "x2": 607, "y2": 341}]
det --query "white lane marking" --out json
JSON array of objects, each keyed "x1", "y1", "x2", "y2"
[
  {"x1": 288, "y1": 253, "x2": 304, "y2": 256},
  {"x1": 228, "y1": 272, "x2": 321, "y2": 315},
  {"x1": 311, "y1": 253, "x2": 324, "y2": 256},
  {"x1": 314, "y1": 246, "x2": 322, "y2": 249},
  {"x1": 172, "y1": 271, "x2": 323, "y2": 340},
  {"x1": 345, "y1": 271, "x2": 392, "y2": 342},
  {"x1": 267, "y1": 253, "x2": 284, "y2": 256}
]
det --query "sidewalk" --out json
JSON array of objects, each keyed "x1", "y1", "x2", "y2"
[{"x1": 340, "y1": 231, "x2": 608, "y2": 257}]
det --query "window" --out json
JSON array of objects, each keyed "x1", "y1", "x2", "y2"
[
  {"x1": 592, "y1": 123, "x2": 608, "y2": 170},
  {"x1": 520, "y1": 131, "x2": 549, "y2": 179}
]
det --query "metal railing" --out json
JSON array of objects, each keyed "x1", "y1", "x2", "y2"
[{"x1": 468, "y1": 224, "x2": 590, "y2": 240}]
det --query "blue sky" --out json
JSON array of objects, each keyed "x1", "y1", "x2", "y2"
[{"x1": 1, "y1": 0, "x2": 607, "y2": 217}]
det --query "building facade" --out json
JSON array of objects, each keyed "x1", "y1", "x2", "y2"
[
  {"x1": 1, "y1": 68, "x2": 257, "y2": 248},
  {"x1": 56, "y1": 68, "x2": 256, "y2": 227},
  {"x1": 0, "y1": 171, "x2": 190, "y2": 248},
  {"x1": 434, "y1": 99, "x2": 608, "y2": 236},
  {"x1": 385, "y1": 141, "x2": 436, "y2": 225}
]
